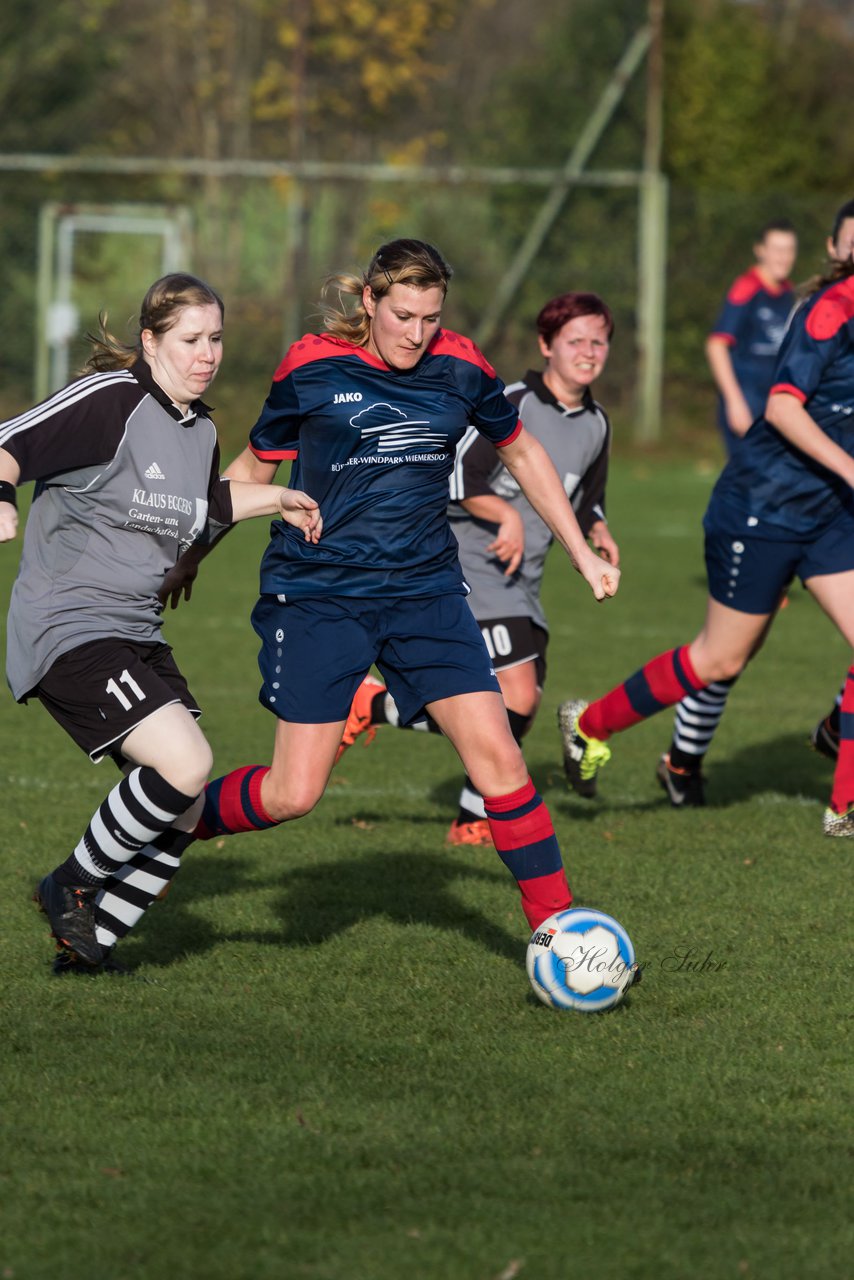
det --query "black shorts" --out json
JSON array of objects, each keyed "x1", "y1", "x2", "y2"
[
  {"x1": 477, "y1": 616, "x2": 548, "y2": 687},
  {"x1": 35, "y1": 638, "x2": 201, "y2": 762}
]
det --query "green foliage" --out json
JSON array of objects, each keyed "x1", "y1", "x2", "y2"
[
  {"x1": 1, "y1": 0, "x2": 853, "y2": 435},
  {"x1": 1, "y1": 461, "x2": 852, "y2": 1278},
  {"x1": 665, "y1": 0, "x2": 854, "y2": 195}
]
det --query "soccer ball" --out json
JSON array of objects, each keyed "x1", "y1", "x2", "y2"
[{"x1": 526, "y1": 907, "x2": 638, "y2": 1012}]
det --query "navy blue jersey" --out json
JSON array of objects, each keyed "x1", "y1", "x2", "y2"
[
  {"x1": 711, "y1": 267, "x2": 793, "y2": 415},
  {"x1": 249, "y1": 331, "x2": 521, "y2": 598},
  {"x1": 709, "y1": 273, "x2": 854, "y2": 538}
]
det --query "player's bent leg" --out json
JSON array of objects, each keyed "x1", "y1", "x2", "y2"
[
  {"x1": 193, "y1": 722, "x2": 344, "y2": 840},
  {"x1": 121, "y1": 702, "x2": 213, "y2": 798},
  {"x1": 37, "y1": 761, "x2": 199, "y2": 965},
  {"x1": 263, "y1": 720, "x2": 344, "y2": 820},
  {"x1": 335, "y1": 674, "x2": 386, "y2": 763},
  {"x1": 94, "y1": 827, "x2": 197, "y2": 954},
  {"x1": 803, "y1": 570, "x2": 854, "y2": 830},
  {"x1": 811, "y1": 692, "x2": 842, "y2": 762},
  {"x1": 560, "y1": 600, "x2": 767, "y2": 798},
  {"x1": 429, "y1": 691, "x2": 571, "y2": 930},
  {"x1": 428, "y1": 690, "x2": 528, "y2": 796},
  {"x1": 449, "y1": 662, "x2": 540, "y2": 845}
]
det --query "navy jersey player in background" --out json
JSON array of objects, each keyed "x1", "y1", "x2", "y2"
[
  {"x1": 335, "y1": 290, "x2": 619, "y2": 847},
  {"x1": 559, "y1": 236, "x2": 854, "y2": 836},
  {"x1": 706, "y1": 219, "x2": 797, "y2": 457},
  {"x1": 183, "y1": 239, "x2": 620, "y2": 941},
  {"x1": 634, "y1": 201, "x2": 854, "y2": 808},
  {"x1": 0, "y1": 274, "x2": 321, "y2": 972}
]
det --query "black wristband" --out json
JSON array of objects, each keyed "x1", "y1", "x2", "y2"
[{"x1": 0, "y1": 480, "x2": 17, "y2": 508}]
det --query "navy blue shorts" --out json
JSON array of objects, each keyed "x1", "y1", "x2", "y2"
[
  {"x1": 251, "y1": 593, "x2": 501, "y2": 725},
  {"x1": 705, "y1": 504, "x2": 854, "y2": 615}
]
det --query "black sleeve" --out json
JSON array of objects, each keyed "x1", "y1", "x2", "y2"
[
  {"x1": 0, "y1": 376, "x2": 139, "y2": 483},
  {"x1": 202, "y1": 439, "x2": 235, "y2": 543},
  {"x1": 573, "y1": 410, "x2": 612, "y2": 536},
  {"x1": 455, "y1": 431, "x2": 502, "y2": 500}
]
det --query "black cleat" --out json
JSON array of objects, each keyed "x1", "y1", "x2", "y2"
[
  {"x1": 656, "y1": 754, "x2": 706, "y2": 808},
  {"x1": 52, "y1": 946, "x2": 128, "y2": 977},
  {"x1": 810, "y1": 715, "x2": 839, "y2": 762},
  {"x1": 34, "y1": 874, "x2": 104, "y2": 967}
]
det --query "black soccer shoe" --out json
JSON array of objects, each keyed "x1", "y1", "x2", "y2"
[
  {"x1": 34, "y1": 874, "x2": 104, "y2": 967},
  {"x1": 810, "y1": 715, "x2": 840, "y2": 762},
  {"x1": 655, "y1": 754, "x2": 706, "y2": 808},
  {"x1": 52, "y1": 946, "x2": 128, "y2": 977}
]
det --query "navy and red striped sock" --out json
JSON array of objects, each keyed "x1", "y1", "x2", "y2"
[
  {"x1": 194, "y1": 765, "x2": 279, "y2": 840},
  {"x1": 484, "y1": 778, "x2": 571, "y2": 931},
  {"x1": 580, "y1": 645, "x2": 704, "y2": 740},
  {"x1": 830, "y1": 667, "x2": 854, "y2": 815}
]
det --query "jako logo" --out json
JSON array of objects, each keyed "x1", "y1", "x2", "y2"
[{"x1": 334, "y1": 392, "x2": 363, "y2": 404}]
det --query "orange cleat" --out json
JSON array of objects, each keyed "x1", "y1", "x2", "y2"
[
  {"x1": 335, "y1": 674, "x2": 386, "y2": 764},
  {"x1": 446, "y1": 818, "x2": 493, "y2": 846}
]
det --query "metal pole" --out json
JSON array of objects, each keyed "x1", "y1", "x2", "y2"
[
  {"x1": 636, "y1": 0, "x2": 666, "y2": 444},
  {"x1": 34, "y1": 203, "x2": 57, "y2": 403},
  {"x1": 474, "y1": 24, "x2": 653, "y2": 350}
]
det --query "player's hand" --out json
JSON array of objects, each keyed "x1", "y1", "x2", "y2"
[
  {"x1": 726, "y1": 394, "x2": 754, "y2": 437},
  {"x1": 487, "y1": 509, "x2": 525, "y2": 576},
  {"x1": 0, "y1": 501, "x2": 18, "y2": 543},
  {"x1": 590, "y1": 520, "x2": 620, "y2": 568},
  {"x1": 577, "y1": 545, "x2": 620, "y2": 601},
  {"x1": 158, "y1": 558, "x2": 199, "y2": 610},
  {"x1": 280, "y1": 489, "x2": 322, "y2": 543}
]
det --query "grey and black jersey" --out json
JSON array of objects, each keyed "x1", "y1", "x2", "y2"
[
  {"x1": 448, "y1": 369, "x2": 611, "y2": 631},
  {"x1": 1, "y1": 359, "x2": 233, "y2": 701}
]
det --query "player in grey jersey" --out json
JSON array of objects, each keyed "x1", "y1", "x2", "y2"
[
  {"x1": 0, "y1": 273, "x2": 321, "y2": 973},
  {"x1": 338, "y1": 291, "x2": 620, "y2": 844}
]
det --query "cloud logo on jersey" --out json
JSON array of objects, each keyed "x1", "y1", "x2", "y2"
[{"x1": 351, "y1": 402, "x2": 448, "y2": 453}]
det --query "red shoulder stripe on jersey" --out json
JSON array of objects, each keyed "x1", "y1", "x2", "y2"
[
  {"x1": 273, "y1": 334, "x2": 366, "y2": 381},
  {"x1": 769, "y1": 382, "x2": 807, "y2": 403},
  {"x1": 709, "y1": 331, "x2": 737, "y2": 346},
  {"x1": 726, "y1": 269, "x2": 763, "y2": 305},
  {"x1": 427, "y1": 329, "x2": 498, "y2": 378},
  {"x1": 805, "y1": 279, "x2": 854, "y2": 342},
  {"x1": 494, "y1": 419, "x2": 523, "y2": 448},
  {"x1": 250, "y1": 445, "x2": 299, "y2": 461}
]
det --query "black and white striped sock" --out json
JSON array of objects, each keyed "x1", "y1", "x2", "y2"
[
  {"x1": 53, "y1": 767, "x2": 197, "y2": 887},
  {"x1": 669, "y1": 677, "x2": 737, "y2": 769},
  {"x1": 94, "y1": 828, "x2": 196, "y2": 949}
]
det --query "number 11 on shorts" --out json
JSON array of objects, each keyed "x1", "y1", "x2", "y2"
[{"x1": 105, "y1": 669, "x2": 147, "y2": 711}]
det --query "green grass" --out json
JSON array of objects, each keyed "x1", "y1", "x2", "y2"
[{"x1": 1, "y1": 459, "x2": 851, "y2": 1280}]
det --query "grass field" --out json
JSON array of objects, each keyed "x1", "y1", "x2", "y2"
[{"x1": 1, "y1": 459, "x2": 851, "y2": 1280}]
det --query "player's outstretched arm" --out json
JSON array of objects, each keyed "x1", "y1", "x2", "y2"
[
  {"x1": 228, "y1": 480, "x2": 321, "y2": 542},
  {"x1": 499, "y1": 428, "x2": 619, "y2": 601}
]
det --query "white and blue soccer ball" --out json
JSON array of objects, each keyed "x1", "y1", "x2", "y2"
[{"x1": 526, "y1": 907, "x2": 638, "y2": 1012}]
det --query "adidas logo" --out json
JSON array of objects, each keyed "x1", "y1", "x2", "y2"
[{"x1": 144, "y1": 462, "x2": 166, "y2": 480}]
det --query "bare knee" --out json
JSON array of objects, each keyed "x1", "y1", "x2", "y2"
[
  {"x1": 158, "y1": 740, "x2": 214, "y2": 800},
  {"x1": 466, "y1": 737, "x2": 529, "y2": 798},
  {"x1": 261, "y1": 773, "x2": 326, "y2": 823},
  {"x1": 693, "y1": 653, "x2": 745, "y2": 684}
]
